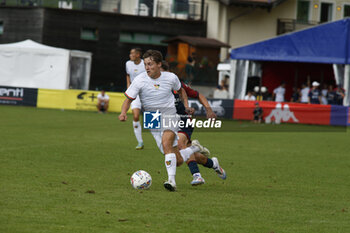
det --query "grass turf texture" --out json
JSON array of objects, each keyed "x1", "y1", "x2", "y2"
[{"x1": 0, "y1": 105, "x2": 349, "y2": 233}]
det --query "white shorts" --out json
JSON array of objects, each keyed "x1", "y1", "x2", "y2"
[
  {"x1": 131, "y1": 95, "x2": 142, "y2": 110},
  {"x1": 151, "y1": 130, "x2": 179, "y2": 154},
  {"x1": 150, "y1": 114, "x2": 180, "y2": 154}
]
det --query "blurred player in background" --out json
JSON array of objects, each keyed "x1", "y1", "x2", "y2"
[
  {"x1": 161, "y1": 61, "x2": 226, "y2": 186},
  {"x1": 125, "y1": 48, "x2": 146, "y2": 150},
  {"x1": 97, "y1": 90, "x2": 109, "y2": 113},
  {"x1": 119, "y1": 50, "x2": 208, "y2": 191}
]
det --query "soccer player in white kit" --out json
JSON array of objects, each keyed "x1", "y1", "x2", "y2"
[
  {"x1": 126, "y1": 48, "x2": 146, "y2": 150},
  {"x1": 119, "y1": 50, "x2": 206, "y2": 191}
]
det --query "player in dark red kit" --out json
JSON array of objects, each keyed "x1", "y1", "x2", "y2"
[{"x1": 161, "y1": 61, "x2": 226, "y2": 185}]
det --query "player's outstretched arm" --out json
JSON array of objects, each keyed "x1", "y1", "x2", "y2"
[
  {"x1": 198, "y1": 93, "x2": 217, "y2": 119},
  {"x1": 179, "y1": 88, "x2": 189, "y2": 108},
  {"x1": 179, "y1": 88, "x2": 194, "y2": 114},
  {"x1": 118, "y1": 98, "x2": 132, "y2": 121}
]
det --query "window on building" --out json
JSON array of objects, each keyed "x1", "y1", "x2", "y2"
[
  {"x1": 80, "y1": 28, "x2": 98, "y2": 41},
  {"x1": 0, "y1": 21, "x2": 3, "y2": 35},
  {"x1": 297, "y1": 0, "x2": 310, "y2": 23},
  {"x1": 172, "y1": 0, "x2": 189, "y2": 14},
  {"x1": 120, "y1": 32, "x2": 133, "y2": 42},
  {"x1": 138, "y1": 0, "x2": 153, "y2": 16},
  {"x1": 120, "y1": 32, "x2": 167, "y2": 45},
  {"x1": 320, "y1": 3, "x2": 333, "y2": 23},
  {"x1": 344, "y1": 5, "x2": 350, "y2": 17},
  {"x1": 134, "y1": 33, "x2": 149, "y2": 44}
]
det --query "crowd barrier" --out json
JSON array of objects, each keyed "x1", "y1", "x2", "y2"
[
  {"x1": 188, "y1": 98, "x2": 234, "y2": 119},
  {"x1": 0, "y1": 85, "x2": 37, "y2": 106},
  {"x1": 233, "y1": 100, "x2": 350, "y2": 127},
  {"x1": 37, "y1": 89, "x2": 128, "y2": 112},
  {"x1": 0, "y1": 85, "x2": 130, "y2": 113},
  {"x1": 1, "y1": 85, "x2": 349, "y2": 126}
]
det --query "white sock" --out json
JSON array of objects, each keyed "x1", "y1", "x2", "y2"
[
  {"x1": 179, "y1": 147, "x2": 195, "y2": 162},
  {"x1": 133, "y1": 121, "x2": 143, "y2": 144},
  {"x1": 165, "y1": 153, "x2": 177, "y2": 184},
  {"x1": 213, "y1": 159, "x2": 219, "y2": 169},
  {"x1": 193, "y1": 172, "x2": 202, "y2": 177},
  {"x1": 189, "y1": 145, "x2": 200, "y2": 153}
]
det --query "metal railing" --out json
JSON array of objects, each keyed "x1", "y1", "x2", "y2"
[
  {"x1": 1, "y1": 0, "x2": 207, "y2": 21},
  {"x1": 0, "y1": 0, "x2": 119, "y2": 11},
  {"x1": 277, "y1": 18, "x2": 318, "y2": 35},
  {"x1": 137, "y1": 1, "x2": 207, "y2": 21}
]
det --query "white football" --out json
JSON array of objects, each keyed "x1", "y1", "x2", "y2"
[{"x1": 130, "y1": 170, "x2": 152, "y2": 190}]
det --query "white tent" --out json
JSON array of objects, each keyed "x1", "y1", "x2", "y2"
[{"x1": 0, "y1": 40, "x2": 92, "y2": 90}]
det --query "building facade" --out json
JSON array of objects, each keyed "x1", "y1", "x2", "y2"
[
  {"x1": 0, "y1": 5, "x2": 206, "y2": 91},
  {"x1": 209, "y1": 0, "x2": 350, "y2": 60}
]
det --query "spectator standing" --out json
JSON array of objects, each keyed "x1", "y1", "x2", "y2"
[
  {"x1": 300, "y1": 83, "x2": 310, "y2": 103},
  {"x1": 321, "y1": 84, "x2": 328, "y2": 105},
  {"x1": 308, "y1": 81, "x2": 322, "y2": 104},
  {"x1": 273, "y1": 82, "x2": 286, "y2": 102},
  {"x1": 290, "y1": 87, "x2": 300, "y2": 102},
  {"x1": 326, "y1": 85, "x2": 337, "y2": 105},
  {"x1": 335, "y1": 86, "x2": 345, "y2": 105},
  {"x1": 216, "y1": 78, "x2": 228, "y2": 91},
  {"x1": 214, "y1": 77, "x2": 229, "y2": 99}
]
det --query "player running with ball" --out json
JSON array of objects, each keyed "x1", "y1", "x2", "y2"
[{"x1": 119, "y1": 50, "x2": 209, "y2": 191}]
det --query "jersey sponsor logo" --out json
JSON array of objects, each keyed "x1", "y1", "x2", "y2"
[
  {"x1": 154, "y1": 84, "x2": 160, "y2": 89},
  {"x1": 265, "y1": 103, "x2": 299, "y2": 124},
  {"x1": 143, "y1": 110, "x2": 162, "y2": 129}
]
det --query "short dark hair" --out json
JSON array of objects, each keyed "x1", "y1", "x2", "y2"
[
  {"x1": 143, "y1": 50, "x2": 163, "y2": 63},
  {"x1": 132, "y1": 48, "x2": 142, "y2": 56},
  {"x1": 161, "y1": 60, "x2": 169, "y2": 71}
]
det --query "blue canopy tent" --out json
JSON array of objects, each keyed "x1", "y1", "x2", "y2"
[{"x1": 228, "y1": 18, "x2": 350, "y2": 106}]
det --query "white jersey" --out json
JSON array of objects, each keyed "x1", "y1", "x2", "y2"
[
  {"x1": 125, "y1": 71, "x2": 181, "y2": 115},
  {"x1": 300, "y1": 87, "x2": 310, "y2": 103},
  {"x1": 97, "y1": 93, "x2": 109, "y2": 101},
  {"x1": 126, "y1": 60, "x2": 145, "y2": 83},
  {"x1": 273, "y1": 86, "x2": 285, "y2": 102}
]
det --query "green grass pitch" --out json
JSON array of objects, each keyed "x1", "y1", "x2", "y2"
[{"x1": 0, "y1": 105, "x2": 349, "y2": 233}]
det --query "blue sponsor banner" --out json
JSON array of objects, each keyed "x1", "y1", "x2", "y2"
[{"x1": 330, "y1": 105, "x2": 348, "y2": 126}]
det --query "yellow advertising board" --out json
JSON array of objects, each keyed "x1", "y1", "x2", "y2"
[{"x1": 37, "y1": 89, "x2": 130, "y2": 113}]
